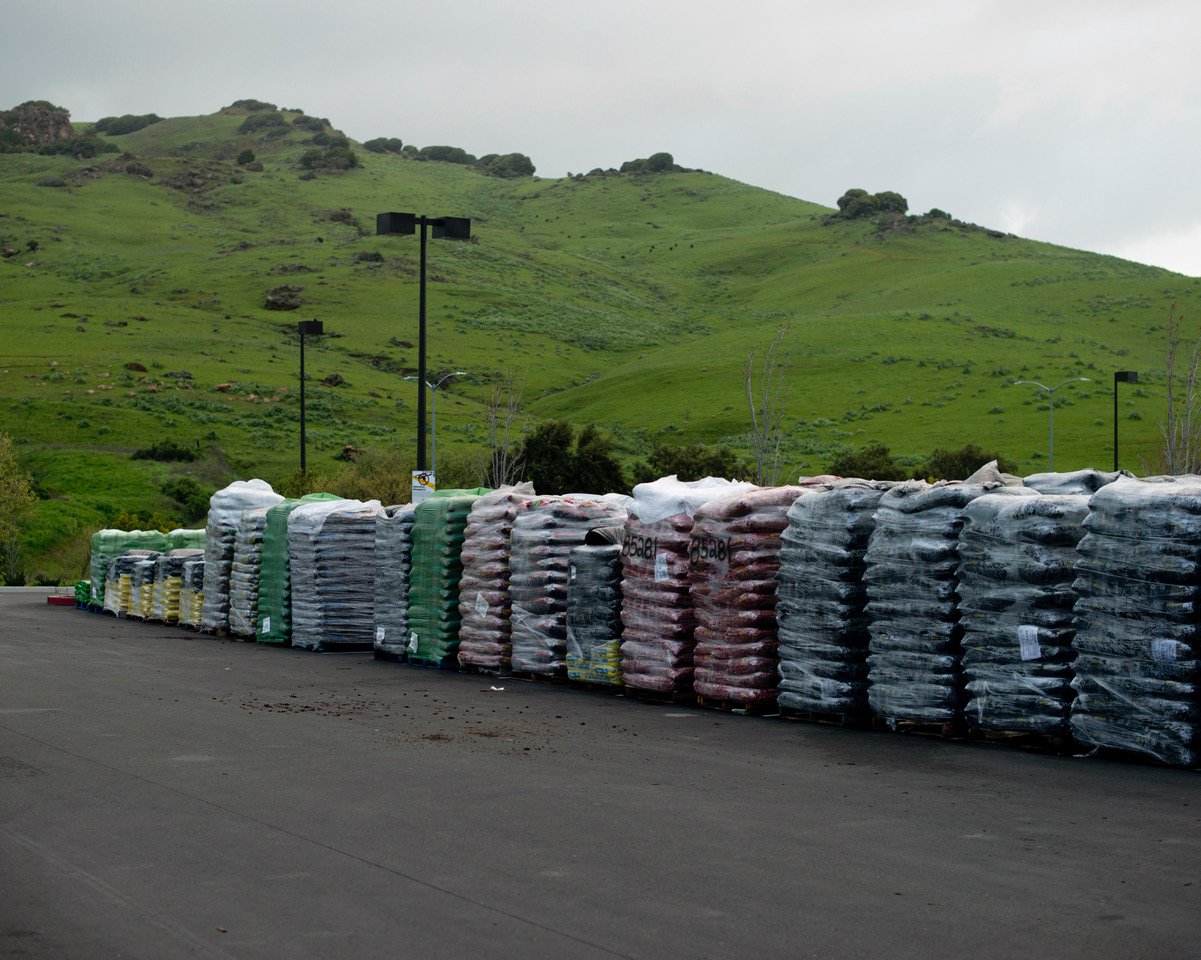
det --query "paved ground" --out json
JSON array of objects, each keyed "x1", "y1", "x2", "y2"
[{"x1": 1, "y1": 589, "x2": 1198, "y2": 959}]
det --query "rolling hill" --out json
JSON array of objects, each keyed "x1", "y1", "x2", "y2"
[{"x1": 0, "y1": 100, "x2": 1195, "y2": 581}]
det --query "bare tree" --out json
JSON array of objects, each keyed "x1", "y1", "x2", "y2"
[
  {"x1": 1157, "y1": 304, "x2": 1201, "y2": 475},
  {"x1": 483, "y1": 369, "x2": 527, "y2": 488},
  {"x1": 744, "y1": 326, "x2": 791, "y2": 485}
]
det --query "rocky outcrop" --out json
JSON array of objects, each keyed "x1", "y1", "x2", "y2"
[{"x1": 1, "y1": 101, "x2": 75, "y2": 147}]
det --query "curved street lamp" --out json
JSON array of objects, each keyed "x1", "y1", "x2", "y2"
[
  {"x1": 1013, "y1": 377, "x2": 1090, "y2": 471},
  {"x1": 404, "y1": 371, "x2": 466, "y2": 476}
]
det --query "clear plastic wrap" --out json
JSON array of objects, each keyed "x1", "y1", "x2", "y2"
[
  {"x1": 228, "y1": 505, "x2": 271, "y2": 638},
  {"x1": 373, "y1": 503, "x2": 418, "y2": 657},
  {"x1": 456, "y1": 485, "x2": 537, "y2": 672},
  {"x1": 1070, "y1": 476, "x2": 1201, "y2": 766},
  {"x1": 200, "y1": 479, "x2": 283, "y2": 633},
  {"x1": 566, "y1": 527, "x2": 625, "y2": 685},
  {"x1": 776, "y1": 480, "x2": 896, "y2": 715},
  {"x1": 864, "y1": 462, "x2": 1023, "y2": 724},
  {"x1": 957, "y1": 492, "x2": 1089, "y2": 734},
  {"x1": 104, "y1": 550, "x2": 160, "y2": 616},
  {"x1": 1022, "y1": 469, "x2": 1130, "y2": 495},
  {"x1": 88, "y1": 529, "x2": 169, "y2": 605},
  {"x1": 689, "y1": 485, "x2": 810, "y2": 706},
  {"x1": 289, "y1": 499, "x2": 383, "y2": 651},
  {"x1": 150, "y1": 549, "x2": 205, "y2": 623},
  {"x1": 407, "y1": 489, "x2": 490, "y2": 664},
  {"x1": 130, "y1": 557, "x2": 158, "y2": 619},
  {"x1": 179, "y1": 558, "x2": 206, "y2": 627},
  {"x1": 511, "y1": 497, "x2": 629, "y2": 676},
  {"x1": 256, "y1": 493, "x2": 341, "y2": 645},
  {"x1": 619, "y1": 476, "x2": 756, "y2": 695}
]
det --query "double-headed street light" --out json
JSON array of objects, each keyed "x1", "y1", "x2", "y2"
[
  {"x1": 375, "y1": 212, "x2": 472, "y2": 471},
  {"x1": 1014, "y1": 377, "x2": 1090, "y2": 471},
  {"x1": 404, "y1": 371, "x2": 466, "y2": 477}
]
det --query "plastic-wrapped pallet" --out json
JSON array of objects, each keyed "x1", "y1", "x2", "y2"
[
  {"x1": 201, "y1": 480, "x2": 283, "y2": 633},
  {"x1": 228, "y1": 505, "x2": 271, "y2": 638},
  {"x1": 511, "y1": 496, "x2": 629, "y2": 677},
  {"x1": 130, "y1": 556, "x2": 158, "y2": 619},
  {"x1": 864, "y1": 462, "x2": 1023, "y2": 725},
  {"x1": 105, "y1": 550, "x2": 160, "y2": 615},
  {"x1": 179, "y1": 558, "x2": 206, "y2": 627},
  {"x1": 457, "y1": 485, "x2": 538, "y2": 672},
  {"x1": 1023, "y1": 469, "x2": 1129, "y2": 495},
  {"x1": 88, "y1": 529, "x2": 168, "y2": 606},
  {"x1": 620, "y1": 476, "x2": 756, "y2": 695},
  {"x1": 289, "y1": 499, "x2": 383, "y2": 652},
  {"x1": 566, "y1": 526, "x2": 626, "y2": 685},
  {"x1": 166, "y1": 528, "x2": 206, "y2": 550},
  {"x1": 257, "y1": 493, "x2": 342, "y2": 645},
  {"x1": 1071, "y1": 477, "x2": 1201, "y2": 766},
  {"x1": 151, "y1": 549, "x2": 205, "y2": 623},
  {"x1": 776, "y1": 479, "x2": 896, "y2": 716},
  {"x1": 407, "y1": 489, "x2": 490, "y2": 664},
  {"x1": 373, "y1": 503, "x2": 417, "y2": 657},
  {"x1": 957, "y1": 492, "x2": 1088, "y2": 734},
  {"x1": 689, "y1": 485, "x2": 811, "y2": 706}
]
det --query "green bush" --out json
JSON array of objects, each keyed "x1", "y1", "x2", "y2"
[
  {"x1": 38, "y1": 133, "x2": 115, "y2": 158},
  {"x1": 364, "y1": 137, "x2": 404, "y2": 154},
  {"x1": 518, "y1": 420, "x2": 625, "y2": 494},
  {"x1": 921, "y1": 443, "x2": 1015, "y2": 480},
  {"x1": 236, "y1": 148, "x2": 255, "y2": 166},
  {"x1": 834, "y1": 188, "x2": 910, "y2": 220},
  {"x1": 416, "y1": 144, "x2": 476, "y2": 165},
  {"x1": 291, "y1": 115, "x2": 327, "y2": 132},
  {"x1": 224, "y1": 99, "x2": 277, "y2": 112},
  {"x1": 94, "y1": 113, "x2": 162, "y2": 136},
  {"x1": 826, "y1": 444, "x2": 913, "y2": 481},
  {"x1": 237, "y1": 112, "x2": 286, "y2": 135},
  {"x1": 478, "y1": 152, "x2": 535, "y2": 178},
  {"x1": 298, "y1": 146, "x2": 359, "y2": 171},
  {"x1": 132, "y1": 439, "x2": 197, "y2": 463},
  {"x1": 631, "y1": 441, "x2": 747, "y2": 483}
]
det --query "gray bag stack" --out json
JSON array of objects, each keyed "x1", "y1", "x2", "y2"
[
  {"x1": 228, "y1": 505, "x2": 271, "y2": 638},
  {"x1": 864, "y1": 463, "x2": 1020, "y2": 725},
  {"x1": 201, "y1": 480, "x2": 283, "y2": 633},
  {"x1": 1071, "y1": 477, "x2": 1201, "y2": 767},
  {"x1": 776, "y1": 480, "x2": 894, "y2": 716},
  {"x1": 373, "y1": 504, "x2": 417, "y2": 658},
  {"x1": 290, "y1": 499, "x2": 383, "y2": 652},
  {"x1": 566, "y1": 527, "x2": 626, "y2": 686},
  {"x1": 958, "y1": 491, "x2": 1089, "y2": 735}
]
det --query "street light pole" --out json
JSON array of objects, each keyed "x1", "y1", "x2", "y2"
[
  {"x1": 376, "y1": 212, "x2": 472, "y2": 471},
  {"x1": 1014, "y1": 377, "x2": 1090, "y2": 471},
  {"x1": 1114, "y1": 371, "x2": 1139, "y2": 471},
  {"x1": 297, "y1": 319, "x2": 324, "y2": 479},
  {"x1": 405, "y1": 371, "x2": 466, "y2": 476}
]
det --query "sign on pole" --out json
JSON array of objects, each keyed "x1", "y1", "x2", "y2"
[{"x1": 411, "y1": 470, "x2": 436, "y2": 504}]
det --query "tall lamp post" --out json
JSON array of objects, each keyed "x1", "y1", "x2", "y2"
[
  {"x1": 1014, "y1": 377, "x2": 1090, "y2": 471},
  {"x1": 1114, "y1": 371, "x2": 1138, "y2": 471},
  {"x1": 404, "y1": 371, "x2": 466, "y2": 476},
  {"x1": 297, "y1": 319, "x2": 325, "y2": 478},
  {"x1": 375, "y1": 212, "x2": 472, "y2": 471}
]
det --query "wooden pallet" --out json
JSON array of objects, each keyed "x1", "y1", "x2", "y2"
[
  {"x1": 510, "y1": 669, "x2": 568, "y2": 685},
  {"x1": 403, "y1": 655, "x2": 459, "y2": 670},
  {"x1": 568, "y1": 678, "x2": 624, "y2": 695},
  {"x1": 872, "y1": 716, "x2": 966, "y2": 739},
  {"x1": 622, "y1": 685, "x2": 695, "y2": 706},
  {"x1": 967, "y1": 726, "x2": 1074, "y2": 755},
  {"x1": 695, "y1": 694, "x2": 778, "y2": 717},
  {"x1": 458, "y1": 661, "x2": 511, "y2": 679},
  {"x1": 779, "y1": 706, "x2": 871, "y2": 729}
]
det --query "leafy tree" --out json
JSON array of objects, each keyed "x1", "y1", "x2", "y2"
[
  {"x1": 572, "y1": 424, "x2": 626, "y2": 493},
  {"x1": 519, "y1": 421, "x2": 626, "y2": 494},
  {"x1": 922, "y1": 443, "x2": 1016, "y2": 480},
  {"x1": 416, "y1": 145, "x2": 476, "y2": 165},
  {"x1": 644, "y1": 151, "x2": 675, "y2": 173},
  {"x1": 827, "y1": 444, "x2": 913, "y2": 481},
  {"x1": 632, "y1": 442, "x2": 747, "y2": 484},
  {"x1": 0, "y1": 433, "x2": 37, "y2": 585},
  {"x1": 364, "y1": 137, "x2": 404, "y2": 154},
  {"x1": 834, "y1": 188, "x2": 909, "y2": 220},
  {"x1": 478, "y1": 152, "x2": 535, "y2": 178},
  {"x1": 94, "y1": 113, "x2": 162, "y2": 136}
]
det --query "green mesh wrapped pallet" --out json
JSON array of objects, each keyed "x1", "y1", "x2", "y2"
[
  {"x1": 88, "y1": 529, "x2": 169, "y2": 605},
  {"x1": 256, "y1": 492, "x2": 342, "y2": 645},
  {"x1": 406, "y1": 488, "x2": 489, "y2": 664},
  {"x1": 166, "y1": 528, "x2": 206, "y2": 550}
]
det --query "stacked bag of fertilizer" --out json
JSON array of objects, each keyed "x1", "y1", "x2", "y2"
[
  {"x1": 89, "y1": 530, "x2": 168, "y2": 606},
  {"x1": 373, "y1": 504, "x2": 417, "y2": 658},
  {"x1": 620, "y1": 477, "x2": 755, "y2": 696},
  {"x1": 257, "y1": 493, "x2": 341, "y2": 645},
  {"x1": 864, "y1": 463, "x2": 1020, "y2": 725},
  {"x1": 689, "y1": 485, "x2": 810, "y2": 706},
  {"x1": 457, "y1": 485, "x2": 537, "y2": 672},
  {"x1": 511, "y1": 496, "x2": 629, "y2": 677},
  {"x1": 290, "y1": 499, "x2": 382, "y2": 652},
  {"x1": 130, "y1": 556, "x2": 158, "y2": 619},
  {"x1": 201, "y1": 480, "x2": 283, "y2": 633},
  {"x1": 1023, "y1": 469, "x2": 1127, "y2": 495},
  {"x1": 228, "y1": 505, "x2": 271, "y2": 638},
  {"x1": 151, "y1": 549, "x2": 204, "y2": 623},
  {"x1": 1071, "y1": 477, "x2": 1201, "y2": 766},
  {"x1": 566, "y1": 526, "x2": 626, "y2": 685},
  {"x1": 105, "y1": 550, "x2": 160, "y2": 616},
  {"x1": 957, "y1": 491, "x2": 1088, "y2": 735},
  {"x1": 776, "y1": 480, "x2": 896, "y2": 716},
  {"x1": 179, "y1": 558, "x2": 206, "y2": 627},
  {"x1": 407, "y1": 489, "x2": 489, "y2": 664}
]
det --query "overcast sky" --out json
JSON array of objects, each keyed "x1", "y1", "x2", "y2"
[{"x1": 4, "y1": 0, "x2": 1198, "y2": 275}]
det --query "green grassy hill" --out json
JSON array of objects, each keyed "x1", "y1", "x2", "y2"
[{"x1": 1, "y1": 102, "x2": 1195, "y2": 581}]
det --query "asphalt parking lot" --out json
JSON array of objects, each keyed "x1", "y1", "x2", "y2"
[{"x1": 1, "y1": 589, "x2": 1198, "y2": 959}]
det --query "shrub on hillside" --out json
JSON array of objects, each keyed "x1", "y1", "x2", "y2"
[
  {"x1": 38, "y1": 133, "x2": 116, "y2": 158},
  {"x1": 224, "y1": 99, "x2": 277, "y2": 112},
  {"x1": 94, "y1": 114, "x2": 162, "y2": 136},
  {"x1": 132, "y1": 439, "x2": 196, "y2": 463},
  {"x1": 291, "y1": 115, "x2": 328, "y2": 132},
  {"x1": 238, "y1": 112, "x2": 287, "y2": 135},
  {"x1": 364, "y1": 137, "x2": 404, "y2": 154},
  {"x1": 298, "y1": 146, "x2": 359, "y2": 171},
  {"x1": 631, "y1": 442, "x2": 747, "y2": 484},
  {"x1": 921, "y1": 443, "x2": 1015, "y2": 480},
  {"x1": 478, "y1": 152, "x2": 535, "y2": 178},
  {"x1": 833, "y1": 188, "x2": 910, "y2": 220},
  {"x1": 826, "y1": 444, "x2": 914, "y2": 481},
  {"x1": 236, "y1": 148, "x2": 255, "y2": 166},
  {"x1": 416, "y1": 144, "x2": 476, "y2": 165},
  {"x1": 620, "y1": 151, "x2": 684, "y2": 174},
  {"x1": 518, "y1": 421, "x2": 625, "y2": 494}
]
